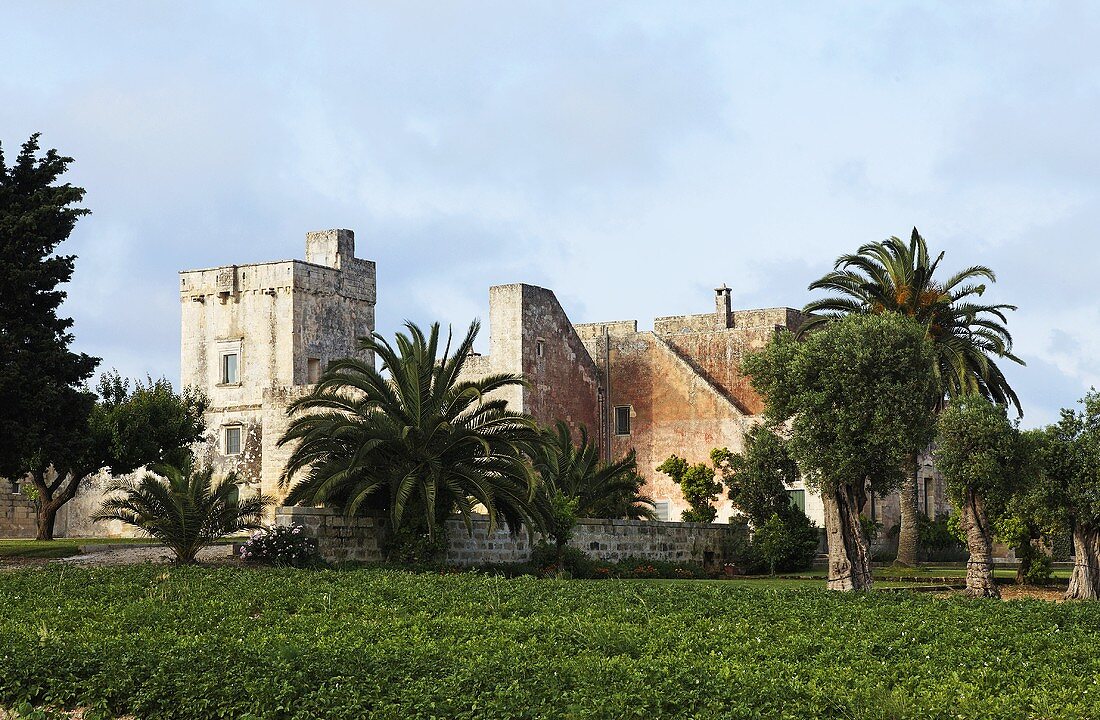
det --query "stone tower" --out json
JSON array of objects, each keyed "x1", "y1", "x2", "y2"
[{"x1": 179, "y1": 229, "x2": 376, "y2": 508}]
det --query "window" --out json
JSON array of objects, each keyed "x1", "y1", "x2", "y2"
[
  {"x1": 654, "y1": 500, "x2": 671, "y2": 522},
  {"x1": 924, "y1": 477, "x2": 933, "y2": 516},
  {"x1": 221, "y1": 352, "x2": 239, "y2": 385},
  {"x1": 787, "y1": 489, "x2": 806, "y2": 514},
  {"x1": 307, "y1": 357, "x2": 322, "y2": 384},
  {"x1": 225, "y1": 483, "x2": 240, "y2": 505},
  {"x1": 536, "y1": 339, "x2": 545, "y2": 358},
  {"x1": 614, "y1": 405, "x2": 631, "y2": 435},
  {"x1": 224, "y1": 426, "x2": 242, "y2": 456}
]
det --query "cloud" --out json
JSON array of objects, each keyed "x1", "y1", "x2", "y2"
[{"x1": 1, "y1": 2, "x2": 1096, "y2": 424}]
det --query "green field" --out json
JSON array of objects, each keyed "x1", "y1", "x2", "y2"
[{"x1": 0, "y1": 566, "x2": 1096, "y2": 719}]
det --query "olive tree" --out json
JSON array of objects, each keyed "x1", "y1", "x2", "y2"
[
  {"x1": 1038, "y1": 393, "x2": 1100, "y2": 600},
  {"x1": 744, "y1": 313, "x2": 937, "y2": 590},
  {"x1": 935, "y1": 397, "x2": 1023, "y2": 598}
]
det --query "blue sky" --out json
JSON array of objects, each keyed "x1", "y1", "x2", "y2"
[{"x1": 2, "y1": 2, "x2": 1097, "y2": 428}]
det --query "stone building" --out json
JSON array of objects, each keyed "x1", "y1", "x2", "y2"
[
  {"x1": 179, "y1": 228, "x2": 376, "y2": 508},
  {"x1": 461, "y1": 282, "x2": 949, "y2": 531}
]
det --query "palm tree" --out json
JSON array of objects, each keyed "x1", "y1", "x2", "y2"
[
  {"x1": 533, "y1": 421, "x2": 656, "y2": 521},
  {"x1": 93, "y1": 464, "x2": 271, "y2": 564},
  {"x1": 801, "y1": 228, "x2": 1023, "y2": 565},
  {"x1": 278, "y1": 320, "x2": 543, "y2": 540}
]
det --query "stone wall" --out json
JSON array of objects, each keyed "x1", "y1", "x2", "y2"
[
  {"x1": 0, "y1": 490, "x2": 36, "y2": 537},
  {"x1": 275, "y1": 506, "x2": 382, "y2": 562},
  {"x1": 276, "y1": 507, "x2": 739, "y2": 567},
  {"x1": 445, "y1": 516, "x2": 739, "y2": 567}
]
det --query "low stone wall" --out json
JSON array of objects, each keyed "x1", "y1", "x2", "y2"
[
  {"x1": 445, "y1": 516, "x2": 738, "y2": 567},
  {"x1": 275, "y1": 506, "x2": 382, "y2": 563},
  {"x1": 276, "y1": 507, "x2": 739, "y2": 567},
  {"x1": 0, "y1": 491, "x2": 37, "y2": 538}
]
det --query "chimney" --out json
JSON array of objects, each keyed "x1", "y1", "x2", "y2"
[
  {"x1": 305, "y1": 229, "x2": 355, "y2": 270},
  {"x1": 715, "y1": 284, "x2": 732, "y2": 328}
]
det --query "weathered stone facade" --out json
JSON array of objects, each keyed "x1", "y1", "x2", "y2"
[
  {"x1": 464, "y1": 283, "x2": 948, "y2": 531},
  {"x1": 180, "y1": 229, "x2": 376, "y2": 512}
]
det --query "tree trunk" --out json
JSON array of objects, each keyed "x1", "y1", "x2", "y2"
[
  {"x1": 1015, "y1": 536, "x2": 1037, "y2": 585},
  {"x1": 31, "y1": 468, "x2": 84, "y2": 541},
  {"x1": 1066, "y1": 524, "x2": 1100, "y2": 600},
  {"x1": 822, "y1": 483, "x2": 873, "y2": 591},
  {"x1": 959, "y1": 488, "x2": 998, "y2": 599},
  {"x1": 895, "y1": 452, "x2": 920, "y2": 566},
  {"x1": 36, "y1": 502, "x2": 58, "y2": 541}
]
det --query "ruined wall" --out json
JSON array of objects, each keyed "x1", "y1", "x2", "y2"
[{"x1": 465, "y1": 284, "x2": 600, "y2": 437}]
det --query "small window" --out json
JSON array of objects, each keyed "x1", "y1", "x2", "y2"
[
  {"x1": 654, "y1": 500, "x2": 671, "y2": 522},
  {"x1": 924, "y1": 477, "x2": 933, "y2": 516},
  {"x1": 614, "y1": 405, "x2": 631, "y2": 435},
  {"x1": 536, "y1": 339, "x2": 545, "y2": 358},
  {"x1": 788, "y1": 489, "x2": 806, "y2": 514},
  {"x1": 224, "y1": 426, "x2": 242, "y2": 456},
  {"x1": 221, "y1": 352, "x2": 239, "y2": 385},
  {"x1": 307, "y1": 358, "x2": 322, "y2": 384}
]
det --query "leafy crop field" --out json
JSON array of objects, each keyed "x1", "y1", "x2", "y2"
[{"x1": 0, "y1": 566, "x2": 1096, "y2": 719}]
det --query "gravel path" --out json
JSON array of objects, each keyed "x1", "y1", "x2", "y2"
[{"x1": 55, "y1": 543, "x2": 236, "y2": 566}]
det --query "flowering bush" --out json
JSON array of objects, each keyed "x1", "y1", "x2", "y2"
[{"x1": 238, "y1": 525, "x2": 320, "y2": 568}]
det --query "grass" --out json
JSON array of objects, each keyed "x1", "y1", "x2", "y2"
[{"x1": 1, "y1": 565, "x2": 1098, "y2": 719}]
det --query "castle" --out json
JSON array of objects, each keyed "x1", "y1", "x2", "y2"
[
  {"x1": 177, "y1": 229, "x2": 945, "y2": 530},
  {"x1": 1, "y1": 227, "x2": 947, "y2": 537}
]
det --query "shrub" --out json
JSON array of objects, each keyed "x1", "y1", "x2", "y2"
[
  {"x1": 919, "y1": 513, "x2": 968, "y2": 562},
  {"x1": 755, "y1": 511, "x2": 819, "y2": 574},
  {"x1": 531, "y1": 541, "x2": 595, "y2": 578},
  {"x1": 1022, "y1": 553, "x2": 1053, "y2": 585},
  {"x1": 380, "y1": 522, "x2": 449, "y2": 565},
  {"x1": 238, "y1": 525, "x2": 320, "y2": 568},
  {"x1": 722, "y1": 518, "x2": 765, "y2": 575}
]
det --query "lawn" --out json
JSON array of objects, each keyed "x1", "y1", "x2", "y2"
[{"x1": 1, "y1": 566, "x2": 1097, "y2": 719}]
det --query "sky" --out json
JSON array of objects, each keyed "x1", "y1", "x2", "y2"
[{"x1": 2, "y1": 2, "x2": 1097, "y2": 428}]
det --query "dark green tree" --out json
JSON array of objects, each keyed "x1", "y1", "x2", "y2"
[
  {"x1": 656, "y1": 454, "x2": 722, "y2": 523},
  {"x1": 745, "y1": 313, "x2": 937, "y2": 590},
  {"x1": 279, "y1": 321, "x2": 543, "y2": 546},
  {"x1": 0, "y1": 133, "x2": 98, "y2": 494},
  {"x1": 712, "y1": 427, "x2": 819, "y2": 572},
  {"x1": 712, "y1": 426, "x2": 800, "y2": 529},
  {"x1": 935, "y1": 396, "x2": 1024, "y2": 598},
  {"x1": 94, "y1": 463, "x2": 272, "y2": 564},
  {"x1": 802, "y1": 228, "x2": 1023, "y2": 566},
  {"x1": 26, "y1": 371, "x2": 209, "y2": 539},
  {"x1": 1035, "y1": 393, "x2": 1100, "y2": 600}
]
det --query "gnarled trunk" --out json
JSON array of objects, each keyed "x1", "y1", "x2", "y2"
[
  {"x1": 822, "y1": 483, "x2": 872, "y2": 591},
  {"x1": 1066, "y1": 524, "x2": 1100, "y2": 600},
  {"x1": 895, "y1": 453, "x2": 920, "y2": 566},
  {"x1": 959, "y1": 488, "x2": 998, "y2": 599}
]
